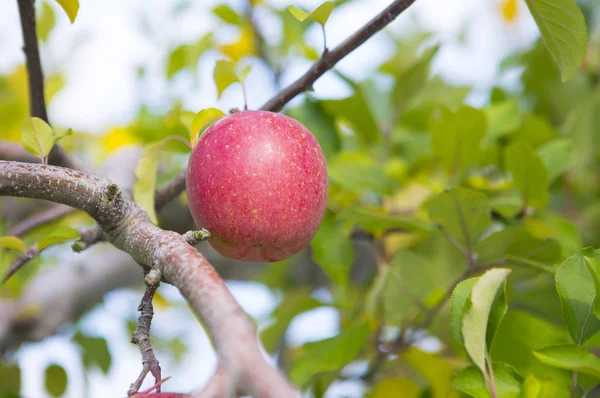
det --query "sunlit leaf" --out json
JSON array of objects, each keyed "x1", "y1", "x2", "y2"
[
  {"x1": 288, "y1": 1, "x2": 334, "y2": 26},
  {"x1": 21, "y1": 116, "x2": 55, "y2": 161},
  {"x1": 462, "y1": 268, "x2": 511, "y2": 372},
  {"x1": 213, "y1": 60, "x2": 240, "y2": 99},
  {"x1": 44, "y1": 364, "x2": 67, "y2": 397},
  {"x1": 38, "y1": 226, "x2": 80, "y2": 251},
  {"x1": 0, "y1": 236, "x2": 25, "y2": 252},
  {"x1": 521, "y1": 374, "x2": 558, "y2": 398},
  {"x1": 337, "y1": 205, "x2": 434, "y2": 235},
  {"x1": 368, "y1": 378, "x2": 420, "y2": 397},
  {"x1": 38, "y1": 1, "x2": 56, "y2": 42},
  {"x1": 166, "y1": 34, "x2": 213, "y2": 79},
  {"x1": 524, "y1": 0, "x2": 587, "y2": 82},
  {"x1": 403, "y1": 348, "x2": 454, "y2": 398},
  {"x1": 212, "y1": 4, "x2": 241, "y2": 25},
  {"x1": 328, "y1": 152, "x2": 394, "y2": 195},
  {"x1": 190, "y1": 108, "x2": 226, "y2": 147},
  {"x1": 0, "y1": 363, "x2": 20, "y2": 394},
  {"x1": 55, "y1": 0, "x2": 79, "y2": 23}
]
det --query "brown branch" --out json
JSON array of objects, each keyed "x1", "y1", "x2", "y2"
[
  {"x1": 16, "y1": 0, "x2": 77, "y2": 169},
  {"x1": 128, "y1": 281, "x2": 161, "y2": 396},
  {"x1": 7, "y1": 204, "x2": 76, "y2": 237},
  {"x1": 0, "y1": 160, "x2": 296, "y2": 397},
  {"x1": 2, "y1": 246, "x2": 38, "y2": 283},
  {"x1": 155, "y1": 170, "x2": 186, "y2": 210},
  {"x1": 260, "y1": 0, "x2": 417, "y2": 112}
]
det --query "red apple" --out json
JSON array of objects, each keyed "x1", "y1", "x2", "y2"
[{"x1": 186, "y1": 110, "x2": 328, "y2": 262}]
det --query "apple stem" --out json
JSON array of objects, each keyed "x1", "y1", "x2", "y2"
[
  {"x1": 322, "y1": 24, "x2": 328, "y2": 53},
  {"x1": 241, "y1": 81, "x2": 248, "y2": 110}
]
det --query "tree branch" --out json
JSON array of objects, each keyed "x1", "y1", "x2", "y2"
[
  {"x1": 0, "y1": 160, "x2": 296, "y2": 397},
  {"x1": 260, "y1": 0, "x2": 417, "y2": 112},
  {"x1": 16, "y1": 0, "x2": 77, "y2": 169},
  {"x1": 7, "y1": 204, "x2": 76, "y2": 237}
]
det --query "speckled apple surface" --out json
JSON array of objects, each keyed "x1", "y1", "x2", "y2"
[{"x1": 186, "y1": 110, "x2": 328, "y2": 262}]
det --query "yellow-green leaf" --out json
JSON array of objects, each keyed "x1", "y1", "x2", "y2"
[
  {"x1": 505, "y1": 143, "x2": 549, "y2": 208},
  {"x1": 238, "y1": 64, "x2": 252, "y2": 82},
  {"x1": 133, "y1": 141, "x2": 164, "y2": 224},
  {"x1": 38, "y1": 227, "x2": 80, "y2": 251},
  {"x1": 462, "y1": 268, "x2": 512, "y2": 373},
  {"x1": 190, "y1": 108, "x2": 226, "y2": 147},
  {"x1": 21, "y1": 117, "x2": 55, "y2": 160},
  {"x1": 288, "y1": 1, "x2": 335, "y2": 26},
  {"x1": 55, "y1": 0, "x2": 79, "y2": 23},
  {"x1": 212, "y1": 4, "x2": 241, "y2": 25},
  {"x1": 0, "y1": 236, "x2": 25, "y2": 253},
  {"x1": 37, "y1": 1, "x2": 56, "y2": 42},
  {"x1": 213, "y1": 60, "x2": 240, "y2": 99},
  {"x1": 524, "y1": 0, "x2": 587, "y2": 82}
]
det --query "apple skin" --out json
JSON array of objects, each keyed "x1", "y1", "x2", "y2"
[{"x1": 186, "y1": 110, "x2": 328, "y2": 262}]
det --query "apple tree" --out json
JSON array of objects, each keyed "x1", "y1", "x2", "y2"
[{"x1": 0, "y1": 0, "x2": 599, "y2": 397}]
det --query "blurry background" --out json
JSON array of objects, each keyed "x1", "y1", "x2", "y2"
[{"x1": 0, "y1": 0, "x2": 598, "y2": 397}]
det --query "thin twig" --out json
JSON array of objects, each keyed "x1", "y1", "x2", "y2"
[
  {"x1": 127, "y1": 280, "x2": 161, "y2": 396},
  {"x1": 7, "y1": 205, "x2": 76, "y2": 237},
  {"x1": 260, "y1": 0, "x2": 417, "y2": 112},
  {"x1": 2, "y1": 246, "x2": 38, "y2": 283},
  {"x1": 16, "y1": 0, "x2": 77, "y2": 169}
]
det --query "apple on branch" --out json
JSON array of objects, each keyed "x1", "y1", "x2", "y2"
[{"x1": 186, "y1": 110, "x2": 328, "y2": 262}]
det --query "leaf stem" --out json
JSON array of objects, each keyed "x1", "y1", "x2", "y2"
[{"x1": 241, "y1": 81, "x2": 248, "y2": 110}]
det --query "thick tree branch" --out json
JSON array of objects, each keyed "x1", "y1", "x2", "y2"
[
  {"x1": 0, "y1": 161, "x2": 296, "y2": 397},
  {"x1": 16, "y1": 0, "x2": 77, "y2": 169},
  {"x1": 260, "y1": 0, "x2": 417, "y2": 112}
]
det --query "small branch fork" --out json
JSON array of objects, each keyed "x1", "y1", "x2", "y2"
[{"x1": 128, "y1": 277, "x2": 162, "y2": 396}]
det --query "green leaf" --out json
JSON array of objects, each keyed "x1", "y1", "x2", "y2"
[
  {"x1": 44, "y1": 364, "x2": 67, "y2": 397},
  {"x1": 403, "y1": 348, "x2": 454, "y2": 398},
  {"x1": 512, "y1": 114, "x2": 558, "y2": 149},
  {"x1": 428, "y1": 187, "x2": 491, "y2": 249},
  {"x1": 491, "y1": 310, "x2": 572, "y2": 395},
  {"x1": 483, "y1": 100, "x2": 522, "y2": 142},
  {"x1": 310, "y1": 211, "x2": 353, "y2": 286},
  {"x1": 38, "y1": 1, "x2": 56, "y2": 42},
  {"x1": 322, "y1": 82, "x2": 381, "y2": 145},
  {"x1": 54, "y1": 127, "x2": 73, "y2": 145},
  {"x1": 337, "y1": 205, "x2": 434, "y2": 235},
  {"x1": 0, "y1": 236, "x2": 25, "y2": 252},
  {"x1": 451, "y1": 277, "x2": 478, "y2": 346},
  {"x1": 486, "y1": 280, "x2": 508, "y2": 350},
  {"x1": 238, "y1": 64, "x2": 252, "y2": 82},
  {"x1": 368, "y1": 378, "x2": 420, "y2": 398},
  {"x1": 521, "y1": 374, "x2": 558, "y2": 398},
  {"x1": 260, "y1": 291, "x2": 322, "y2": 353},
  {"x1": 385, "y1": 235, "x2": 466, "y2": 325},
  {"x1": 38, "y1": 226, "x2": 80, "y2": 251},
  {"x1": 534, "y1": 344, "x2": 600, "y2": 378},
  {"x1": 288, "y1": 1, "x2": 335, "y2": 26},
  {"x1": 537, "y1": 138, "x2": 574, "y2": 183},
  {"x1": 133, "y1": 140, "x2": 164, "y2": 224},
  {"x1": 430, "y1": 105, "x2": 486, "y2": 175},
  {"x1": 0, "y1": 363, "x2": 20, "y2": 393},
  {"x1": 393, "y1": 45, "x2": 439, "y2": 113},
  {"x1": 212, "y1": 4, "x2": 241, "y2": 25},
  {"x1": 555, "y1": 248, "x2": 600, "y2": 344},
  {"x1": 451, "y1": 363, "x2": 522, "y2": 398},
  {"x1": 74, "y1": 332, "x2": 112, "y2": 374},
  {"x1": 583, "y1": 251, "x2": 600, "y2": 319},
  {"x1": 289, "y1": 321, "x2": 369, "y2": 386},
  {"x1": 328, "y1": 152, "x2": 395, "y2": 196},
  {"x1": 462, "y1": 268, "x2": 512, "y2": 372},
  {"x1": 55, "y1": 0, "x2": 79, "y2": 23},
  {"x1": 166, "y1": 34, "x2": 212, "y2": 79},
  {"x1": 213, "y1": 60, "x2": 240, "y2": 99},
  {"x1": 21, "y1": 116, "x2": 55, "y2": 161},
  {"x1": 524, "y1": 0, "x2": 587, "y2": 82},
  {"x1": 190, "y1": 108, "x2": 226, "y2": 147},
  {"x1": 287, "y1": 98, "x2": 341, "y2": 159},
  {"x1": 505, "y1": 143, "x2": 549, "y2": 208}
]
